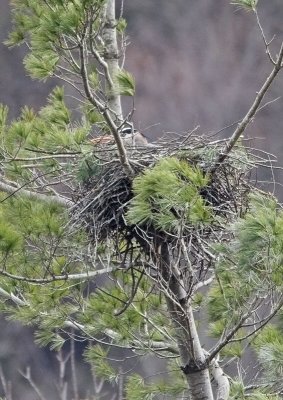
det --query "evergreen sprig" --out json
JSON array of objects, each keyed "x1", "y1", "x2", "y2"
[
  {"x1": 115, "y1": 70, "x2": 136, "y2": 96},
  {"x1": 231, "y1": 0, "x2": 258, "y2": 11},
  {"x1": 127, "y1": 157, "x2": 211, "y2": 232}
]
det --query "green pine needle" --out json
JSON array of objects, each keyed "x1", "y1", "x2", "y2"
[
  {"x1": 115, "y1": 70, "x2": 135, "y2": 96},
  {"x1": 231, "y1": 0, "x2": 258, "y2": 11},
  {"x1": 24, "y1": 52, "x2": 59, "y2": 80},
  {"x1": 0, "y1": 104, "x2": 9, "y2": 133},
  {"x1": 127, "y1": 157, "x2": 211, "y2": 232}
]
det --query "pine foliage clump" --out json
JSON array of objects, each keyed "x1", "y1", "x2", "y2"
[{"x1": 127, "y1": 157, "x2": 211, "y2": 232}]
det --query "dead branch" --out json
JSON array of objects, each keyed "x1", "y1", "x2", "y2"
[{"x1": 211, "y1": 41, "x2": 283, "y2": 171}]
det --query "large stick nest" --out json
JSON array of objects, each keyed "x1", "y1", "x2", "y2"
[{"x1": 73, "y1": 134, "x2": 255, "y2": 256}]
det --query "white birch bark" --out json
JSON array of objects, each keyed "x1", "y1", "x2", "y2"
[{"x1": 102, "y1": 0, "x2": 123, "y2": 122}]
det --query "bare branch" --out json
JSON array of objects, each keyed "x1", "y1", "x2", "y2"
[
  {"x1": 211, "y1": 42, "x2": 283, "y2": 171},
  {"x1": 0, "y1": 366, "x2": 12, "y2": 400},
  {"x1": 254, "y1": 8, "x2": 276, "y2": 65},
  {"x1": 20, "y1": 367, "x2": 46, "y2": 400},
  {"x1": 56, "y1": 350, "x2": 69, "y2": 400}
]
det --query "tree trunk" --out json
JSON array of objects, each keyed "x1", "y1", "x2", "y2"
[
  {"x1": 158, "y1": 241, "x2": 214, "y2": 400},
  {"x1": 103, "y1": 0, "x2": 123, "y2": 122}
]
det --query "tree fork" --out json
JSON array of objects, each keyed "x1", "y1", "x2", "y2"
[{"x1": 156, "y1": 241, "x2": 214, "y2": 400}]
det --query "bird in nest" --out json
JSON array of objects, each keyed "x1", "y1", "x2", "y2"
[{"x1": 90, "y1": 124, "x2": 151, "y2": 148}]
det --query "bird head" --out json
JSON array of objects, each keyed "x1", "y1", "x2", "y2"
[{"x1": 120, "y1": 122, "x2": 136, "y2": 137}]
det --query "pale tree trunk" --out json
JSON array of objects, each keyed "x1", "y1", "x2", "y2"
[
  {"x1": 166, "y1": 294, "x2": 214, "y2": 400},
  {"x1": 102, "y1": 0, "x2": 123, "y2": 122},
  {"x1": 158, "y1": 242, "x2": 214, "y2": 400},
  {"x1": 91, "y1": 0, "x2": 133, "y2": 176}
]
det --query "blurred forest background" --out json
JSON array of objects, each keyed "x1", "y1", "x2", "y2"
[{"x1": 0, "y1": 0, "x2": 282, "y2": 398}]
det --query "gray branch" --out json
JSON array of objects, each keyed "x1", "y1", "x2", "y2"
[
  {"x1": 0, "y1": 179, "x2": 73, "y2": 207},
  {"x1": 0, "y1": 266, "x2": 119, "y2": 284},
  {"x1": 211, "y1": 41, "x2": 283, "y2": 171}
]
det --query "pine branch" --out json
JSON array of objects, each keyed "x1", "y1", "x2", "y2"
[
  {"x1": 0, "y1": 179, "x2": 73, "y2": 207},
  {"x1": 4, "y1": 154, "x2": 77, "y2": 162},
  {"x1": 225, "y1": 295, "x2": 283, "y2": 344},
  {"x1": 0, "y1": 265, "x2": 119, "y2": 284},
  {"x1": 0, "y1": 287, "x2": 26, "y2": 306},
  {"x1": 0, "y1": 287, "x2": 189, "y2": 357},
  {"x1": 206, "y1": 295, "x2": 265, "y2": 362}
]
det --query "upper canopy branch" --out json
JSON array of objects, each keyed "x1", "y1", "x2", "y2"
[{"x1": 211, "y1": 40, "x2": 283, "y2": 172}]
